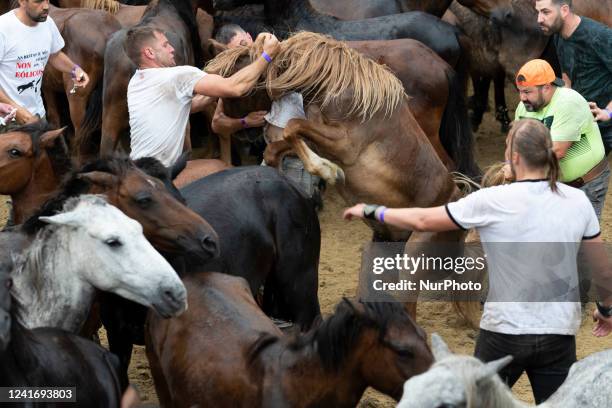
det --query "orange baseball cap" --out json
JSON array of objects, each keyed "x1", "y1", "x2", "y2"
[{"x1": 515, "y1": 59, "x2": 564, "y2": 87}]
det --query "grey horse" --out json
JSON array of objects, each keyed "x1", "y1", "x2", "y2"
[{"x1": 397, "y1": 333, "x2": 612, "y2": 408}]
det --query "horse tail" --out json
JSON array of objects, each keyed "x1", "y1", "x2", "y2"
[
  {"x1": 439, "y1": 62, "x2": 481, "y2": 180},
  {"x1": 76, "y1": 78, "x2": 104, "y2": 162}
]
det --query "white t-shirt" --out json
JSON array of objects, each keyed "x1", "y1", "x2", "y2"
[
  {"x1": 446, "y1": 180, "x2": 600, "y2": 335},
  {"x1": 128, "y1": 65, "x2": 205, "y2": 167},
  {"x1": 0, "y1": 11, "x2": 64, "y2": 117}
]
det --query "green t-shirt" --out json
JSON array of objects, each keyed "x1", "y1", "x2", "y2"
[{"x1": 515, "y1": 87, "x2": 604, "y2": 182}]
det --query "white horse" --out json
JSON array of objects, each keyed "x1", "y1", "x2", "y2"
[
  {"x1": 12, "y1": 194, "x2": 187, "y2": 333},
  {"x1": 397, "y1": 333, "x2": 612, "y2": 408}
]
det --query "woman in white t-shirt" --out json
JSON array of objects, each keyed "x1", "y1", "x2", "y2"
[{"x1": 343, "y1": 119, "x2": 612, "y2": 403}]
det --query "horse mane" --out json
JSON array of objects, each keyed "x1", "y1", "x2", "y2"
[
  {"x1": 21, "y1": 157, "x2": 134, "y2": 235},
  {"x1": 81, "y1": 0, "x2": 120, "y2": 14},
  {"x1": 206, "y1": 31, "x2": 405, "y2": 122},
  {"x1": 288, "y1": 298, "x2": 414, "y2": 372},
  {"x1": 133, "y1": 156, "x2": 186, "y2": 203},
  {"x1": 141, "y1": 0, "x2": 204, "y2": 67}
]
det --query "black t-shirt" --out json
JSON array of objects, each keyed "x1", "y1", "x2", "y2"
[{"x1": 554, "y1": 17, "x2": 612, "y2": 129}]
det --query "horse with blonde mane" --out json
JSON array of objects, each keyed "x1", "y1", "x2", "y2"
[{"x1": 207, "y1": 32, "x2": 468, "y2": 316}]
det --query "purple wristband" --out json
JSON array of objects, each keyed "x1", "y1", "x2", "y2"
[
  {"x1": 71, "y1": 65, "x2": 81, "y2": 79},
  {"x1": 606, "y1": 109, "x2": 612, "y2": 120},
  {"x1": 378, "y1": 207, "x2": 387, "y2": 223},
  {"x1": 261, "y1": 51, "x2": 272, "y2": 63},
  {"x1": 240, "y1": 117, "x2": 248, "y2": 128}
]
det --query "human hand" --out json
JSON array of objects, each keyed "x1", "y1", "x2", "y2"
[
  {"x1": 244, "y1": 110, "x2": 268, "y2": 128},
  {"x1": 72, "y1": 65, "x2": 90, "y2": 89},
  {"x1": 258, "y1": 33, "x2": 280, "y2": 58},
  {"x1": 588, "y1": 102, "x2": 611, "y2": 122},
  {"x1": 592, "y1": 309, "x2": 612, "y2": 337},
  {"x1": 343, "y1": 203, "x2": 366, "y2": 221}
]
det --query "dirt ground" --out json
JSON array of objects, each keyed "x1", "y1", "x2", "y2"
[{"x1": 3, "y1": 87, "x2": 611, "y2": 406}]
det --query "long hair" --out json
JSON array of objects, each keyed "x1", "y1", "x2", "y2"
[
  {"x1": 81, "y1": 0, "x2": 120, "y2": 14},
  {"x1": 206, "y1": 31, "x2": 405, "y2": 122},
  {"x1": 508, "y1": 118, "x2": 561, "y2": 193}
]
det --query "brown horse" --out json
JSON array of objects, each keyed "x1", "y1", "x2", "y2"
[
  {"x1": 0, "y1": 124, "x2": 70, "y2": 225},
  {"x1": 209, "y1": 36, "x2": 477, "y2": 175},
  {"x1": 309, "y1": 0, "x2": 512, "y2": 20},
  {"x1": 146, "y1": 272, "x2": 433, "y2": 407},
  {"x1": 43, "y1": 5, "x2": 122, "y2": 160},
  {"x1": 208, "y1": 32, "x2": 469, "y2": 318}
]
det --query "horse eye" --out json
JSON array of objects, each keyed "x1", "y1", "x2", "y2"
[
  {"x1": 105, "y1": 238, "x2": 123, "y2": 248},
  {"x1": 135, "y1": 194, "x2": 153, "y2": 207},
  {"x1": 395, "y1": 348, "x2": 414, "y2": 358},
  {"x1": 8, "y1": 148, "x2": 21, "y2": 158},
  {"x1": 5, "y1": 278, "x2": 12, "y2": 289}
]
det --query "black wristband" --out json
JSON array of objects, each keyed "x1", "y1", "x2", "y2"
[
  {"x1": 363, "y1": 204, "x2": 380, "y2": 220},
  {"x1": 596, "y1": 301, "x2": 612, "y2": 318}
]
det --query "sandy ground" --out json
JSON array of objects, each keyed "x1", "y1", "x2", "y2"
[{"x1": 3, "y1": 88, "x2": 611, "y2": 406}]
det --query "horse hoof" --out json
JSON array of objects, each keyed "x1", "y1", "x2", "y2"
[{"x1": 336, "y1": 167, "x2": 346, "y2": 185}]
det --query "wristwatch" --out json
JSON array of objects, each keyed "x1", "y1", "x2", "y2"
[{"x1": 596, "y1": 301, "x2": 612, "y2": 318}]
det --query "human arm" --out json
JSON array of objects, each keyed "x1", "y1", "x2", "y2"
[
  {"x1": 581, "y1": 235, "x2": 612, "y2": 337},
  {"x1": 194, "y1": 33, "x2": 280, "y2": 98},
  {"x1": 552, "y1": 141, "x2": 573, "y2": 159},
  {"x1": 211, "y1": 99, "x2": 267, "y2": 135},
  {"x1": 48, "y1": 51, "x2": 90, "y2": 89},
  {"x1": 0, "y1": 88, "x2": 34, "y2": 124},
  {"x1": 343, "y1": 204, "x2": 459, "y2": 232},
  {"x1": 190, "y1": 95, "x2": 216, "y2": 113}
]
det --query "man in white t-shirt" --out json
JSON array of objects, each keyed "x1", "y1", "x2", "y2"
[
  {"x1": 118, "y1": 25, "x2": 279, "y2": 167},
  {"x1": 343, "y1": 119, "x2": 612, "y2": 403},
  {"x1": 0, "y1": 0, "x2": 89, "y2": 126}
]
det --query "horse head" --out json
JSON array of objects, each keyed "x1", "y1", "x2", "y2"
[
  {"x1": 38, "y1": 195, "x2": 188, "y2": 318},
  {"x1": 76, "y1": 157, "x2": 219, "y2": 261},
  {"x1": 302, "y1": 298, "x2": 433, "y2": 401},
  {"x1": 0, "y1": 122, "x2": 66, "y2": 196},
  {"x1": 397, "y1": 333, "x2": 513, "y2": 408}
]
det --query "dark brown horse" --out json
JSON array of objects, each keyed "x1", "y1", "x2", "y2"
[
  {"x1": 0, "y1": 253, "x2": 127, "y2": 408},
  {"x1": 0, "y1": 123, "x2": 70, "y2": 225},
  {"x1": 309, "y1": 0, "x2": 512, "y2": 20},
  {"x1": 146, "y1": 272, "x2": 433, "y2": 407}
]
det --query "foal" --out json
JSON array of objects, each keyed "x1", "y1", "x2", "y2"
[{"x1": 146, "y1": 272, "x2": 433, "y2": 407}]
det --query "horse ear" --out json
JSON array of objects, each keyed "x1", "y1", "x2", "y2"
[
  {"x1": 475, "y1": 355, "x2": 513, "y2": 386},
  {"x1": 171, "y1": 152, "x2": 190, "y2": 180},
  {"x1": 207, "y1": 38, "x2": 228, "y2": 57},
  {"x1": 39, "y1": 127, "x2": 67, "y2": 148},
  {"x1": 38, "y1": 212, "x2": 81, "y2": 228},
  {"x1": 431, "y1": 333, "x2": 452, "y2": 361},
  {"x1": 77, "y1": 171, "x2": 119, "y2": 188}
]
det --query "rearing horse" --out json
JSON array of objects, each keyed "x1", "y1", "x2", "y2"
[{"x1": 207, "y1": 32, "x2": 467, "y2": 317}]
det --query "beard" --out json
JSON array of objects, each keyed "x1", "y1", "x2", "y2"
[
  {"x1": 539, "y1": 15, "x2": 563, "y2": 36},
  {"x1": 27, "y1": 10, "x2": 48, "y2": 23},
  {"x1": 523, "y1": 92, "x2": 545, "y2": 112}
]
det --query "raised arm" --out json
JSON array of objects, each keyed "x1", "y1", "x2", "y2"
[{"x1": 194, "y1": 33, "x2": 280, "y2": 98}]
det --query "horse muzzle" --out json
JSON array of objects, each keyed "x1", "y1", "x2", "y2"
[{"x1": 152, "y1": 283, "x2": 188, "y2": 318}]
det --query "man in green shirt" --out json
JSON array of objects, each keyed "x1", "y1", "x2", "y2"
[
  {"x1": 514, "y1": 59, "x2": 609, "y2": 219},
  {"x1": 535, "y1": 0, "x2": 612, "y2": 154}
]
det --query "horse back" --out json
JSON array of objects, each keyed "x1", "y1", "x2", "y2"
[{"x1": 146, "y1": 272, "x2": 281, "y2": 407}]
